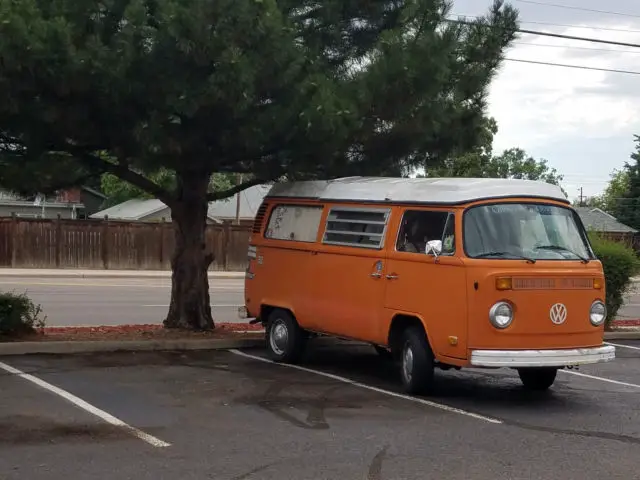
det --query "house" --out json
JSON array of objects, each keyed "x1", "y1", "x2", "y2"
[
  {"x1": 90, "y1": 184, "x2": 271, "y2": 225},
  {"x1": 0, "y1": 186, "x2": 106, "y2": 219},
  {"x1": 574, "y1": 206, "x2": 638, "y2": 246}
]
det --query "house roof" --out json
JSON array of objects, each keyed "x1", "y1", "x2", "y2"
[
  {"x1": 91, "y1": 184, "x2": 272, "y2": 222},
  {"x1": 90, "y1": 199, "x2": 168, "y2": 220},
  {"x1": 574, "y1": 207, "x2": 637, "y2": 233},
  {"x1": 266, "y1": 176, "x2": 569, "y2": 205},
  {"x1": 208, "y1": 184, "x2": 271, "y2": 219}
]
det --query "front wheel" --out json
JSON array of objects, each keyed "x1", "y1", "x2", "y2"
[
  {"x1": 517, "y1": 367, "x2": 558, "y2": 391},
  {"x1": 265, "y1": 309, "x2": 307, "y2": 364},
  {"x1": 399, "y1": 326, "x2": 435, "y2": 395}
]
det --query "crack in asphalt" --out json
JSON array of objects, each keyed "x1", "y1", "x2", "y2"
[
  {"x1": 367, "y1": 445, "x2": 389, "y2": 480},
  {"x1": 504, "y1": 420, "x2": 640, "y2": 446},
  {"x1": 253, "y1": 382, "x2": 354, "y2": 430}
]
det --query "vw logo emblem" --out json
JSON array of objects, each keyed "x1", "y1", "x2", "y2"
[{"x1": 549, "y1": 303, "x2": 568, "y2": 325}]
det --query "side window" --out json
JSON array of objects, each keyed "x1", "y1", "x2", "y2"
[
  {"x1": 396, "y1": 210, "x2": 455, "y2": 255},
  {"x1": 322, "y1": 207, "x2": 390, "y2": 249},
  {"x1": 264, "y1": 204, "x2": 323, "y2": 242}
]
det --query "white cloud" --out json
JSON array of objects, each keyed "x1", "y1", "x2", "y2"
[{"x1": 451, "y1": 0, "x2": 640, "y2": 200}]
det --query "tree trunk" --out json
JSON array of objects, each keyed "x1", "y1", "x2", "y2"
[{"x1": 163, "y1": 172, "x2": 214, "y2": 330}]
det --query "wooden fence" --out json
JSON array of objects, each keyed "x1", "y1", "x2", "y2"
[{"x1": 0, "y1": 217, "x2": 252, "y2": 271}]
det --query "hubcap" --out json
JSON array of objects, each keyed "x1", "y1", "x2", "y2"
[
  {"x1": 402, "y1": 344, "x2": 414, "y2": 383},
  {"x1": 269, "y1": 320, "x2": 288, "y2": 355}
]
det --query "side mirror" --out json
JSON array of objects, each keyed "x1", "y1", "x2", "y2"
[{"x1": 425, "y1": 240, "x2": 442, "y2": 257}]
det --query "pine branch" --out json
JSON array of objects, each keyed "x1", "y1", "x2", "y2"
[
  {"x1": 77, "y1": 152, "x2": 176, "y2": 208},
  {"x1": 207, "y1": 176, "x2": 267, "y2": 201}
]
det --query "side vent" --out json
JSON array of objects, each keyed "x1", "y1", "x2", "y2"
[{"x1": 252, "y1": 202, "x2": 268, "y2": 234}]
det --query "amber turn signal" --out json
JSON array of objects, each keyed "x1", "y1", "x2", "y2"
[
  {"x1": 593, "y1": 278, "x2": 604, "y2": 289},
  {"x1": 495, "y1": 277, "x2": 512, "y2": 290}
]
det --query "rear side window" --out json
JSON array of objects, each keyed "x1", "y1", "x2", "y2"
[
  {"x1": 322, "y1": 207, "x2": 391, "y2": 249},
  {"x1": 264, "y1": 204, "x2": 324, "y2": 242}
]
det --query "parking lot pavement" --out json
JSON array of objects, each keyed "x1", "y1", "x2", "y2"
[{"x1": 1, "y1": 341, "x2": 640, "y2": 480}]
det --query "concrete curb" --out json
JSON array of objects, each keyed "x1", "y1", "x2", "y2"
[
  {"x1": 604, "y1": 331, "x2": 640, "y2": 340},
  {"x1": 0, "y1": 269, "x2": 244, "y2": 279},
  {"x1": 0, "y1": 337, "x2": 263, "y2": 356}
]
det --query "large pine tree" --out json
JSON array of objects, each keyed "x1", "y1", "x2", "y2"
[{"x1": 0, "y1": 0, "x2": 519, "y2": 330}]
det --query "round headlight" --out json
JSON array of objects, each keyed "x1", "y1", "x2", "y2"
[
  {"x1": 590, "y1": 300, "x2": 606, "y2": 326},
  {"x1": 489, "y1": 301, "x2": 513, "y2": 329}
]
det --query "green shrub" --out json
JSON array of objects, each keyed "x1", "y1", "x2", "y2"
[
  {"x1": 0, "y1": 291, "x2": 47, "y2": 337},
  {"x1": 588, "y1": 233, "x2": 640, "y2": 326}
]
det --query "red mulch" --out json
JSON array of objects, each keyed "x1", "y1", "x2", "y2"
[
  {"x1": 611, "y1": 319, "x2": 640, "y2": 327},
  {"x1": 0, "y1": 322, "x2": 264, "y2": 343},
  {"x1": 2, "y1": 319, "x2": 638, "y2": 343}
]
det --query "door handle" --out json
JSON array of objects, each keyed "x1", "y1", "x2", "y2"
[
  {"x1": 370, "y1": 273, "x2": 382, "y2": 278},
  {"x1": 386, "y1": 274, "x2": 399, "y2": 280}
]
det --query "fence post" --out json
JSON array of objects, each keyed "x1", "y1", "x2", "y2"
[
  {"x1": 222, "y1": 223, "x2": 230, "y2": 271},
  {"x1": 102, "y1": 215, "x2": 109, "y2": 270},
  {"x1": 159, "y1": 217, "x2": 166, "y2": 268},
  {"x1": 55, "y1": 214, "x2": 62, "y2": 268},
  {"x1": 10, "y1": 213, "x2": 17, "y2": 268}
]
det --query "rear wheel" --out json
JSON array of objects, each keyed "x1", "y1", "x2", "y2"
[
  {"x1": 265, "y1": 309, "x2": 307, "y2": 364},
  {"x1": 517, "y1": 367, "x2": 558, "y2": 391},
  {"x1": 399, "y1": 326, "x2": 435, "y2": 394}
]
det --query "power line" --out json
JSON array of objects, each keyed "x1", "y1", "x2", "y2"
[
  {"x1": 514, "y1": 0, "x2": 640, "y2": 19},
  {"x1": 451, "y1": 14, "x2": 640, "y2": 34},
  {"x1": 512, "y1": 41, "x2": 640, "y2": 54},
  {"x1": 446, "y1": 18, "x2": 640, "y2": 48},
  {"x1": 505, "y1": 57, "x2": 640, "y2": 75},
  {"x1": 519, "y1": 19, "x2": 640, "y2": 34}
]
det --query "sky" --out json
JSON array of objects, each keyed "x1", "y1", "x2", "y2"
[{"x1": 450, "y1": 0, "x2": 640, "y2": 202}]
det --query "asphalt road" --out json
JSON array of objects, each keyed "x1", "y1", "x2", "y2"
[
  {"x1": 1, "y1": 276, "x2": 640, "y2": 328},
  {"x1": 0, "y1": 277, "x2": 245, "y2": 327},
  {"x1": 1, "y1": 340, "x2": 639, "y2": 479}
]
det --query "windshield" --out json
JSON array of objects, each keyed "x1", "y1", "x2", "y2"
[{"x1": 463, "y1": 203, "x2": 593, "y2": 261}]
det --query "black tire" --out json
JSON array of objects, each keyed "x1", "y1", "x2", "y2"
[
  {"x1": 373, "y1": 345, "x2": 394, "y2": 360},
  {"x1": 399, "y1": 326, "x2": 435, "y2": 394},
  {"x1": 265, "y1": 309, "x2": 307, "y2": 364},
  {"x1": 517, "y1": 367, "x2": 558, "y2": 391}
]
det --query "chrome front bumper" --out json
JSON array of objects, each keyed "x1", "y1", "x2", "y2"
[{"x1": 470, "y1": 345, "x2": 615, "y2": 367}]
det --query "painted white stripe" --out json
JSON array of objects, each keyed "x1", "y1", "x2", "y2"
[
  {"x1": 560, "y1": 369, "x2": 640, "y2": 389},
  {"x1": 142, "y1": 304, "x2": 243, "y2": 308},
  {"x1": 0, "y1": 361, "x2": 171, "y2": 448},
  {"x1": 228, "y1": 349, "x2": 501, "y2": 424},
  {"x1": 0, "y1": 281, "x2": 241, "y2": 290},
  {"x1": 605, "y1": 341, "x2": 640, "y2": 351}
]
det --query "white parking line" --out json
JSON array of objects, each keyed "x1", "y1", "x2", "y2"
[
  {"x1": 560, "y1": 369, "x2": 640, "y2": 389},
  {"x1": 0, "y1": 361, "x2": 171, "y2": 448},
  {"x1": 605, "y1": 342, "x2": 640, "y2": 351},
  {"x1": 228, "y1": 349, "x2": 502, "y2": 425}
]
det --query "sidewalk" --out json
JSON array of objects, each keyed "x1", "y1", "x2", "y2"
[{"x1": 0, "y1": 268, "x2": 245, "y2": 279}]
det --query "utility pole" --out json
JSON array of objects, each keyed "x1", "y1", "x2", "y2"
[{"x1": 578, "y1": 187, "x2": 584, "y2": 206}]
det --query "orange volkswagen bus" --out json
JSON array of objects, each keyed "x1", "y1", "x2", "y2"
[{"x1": 242, "y1": 177, "x2": 615, "y2": 394}]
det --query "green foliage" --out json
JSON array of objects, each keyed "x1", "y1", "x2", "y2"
[
  {"x1": 589, "y1": 233, "x2": 640, "y2": 326},
  {"x1": 580, "y1": 169, "x2": 629, "y2": 213},
  {"x1": 611, "y1": 136, "x2": 640, "y2": 229},
  {"x1": 0, "y1": 291, "x2": 47, "y2": 337},
  {"x1": 422, "y1": 142, "x2": 564, "y2": 192},
  {"x1": 100, "y1": 170, "x2": 234, "y2": 208}
]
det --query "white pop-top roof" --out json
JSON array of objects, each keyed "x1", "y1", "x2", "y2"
[{"x1": 266, "y1": 176, "x2": 568, "y2": 205}]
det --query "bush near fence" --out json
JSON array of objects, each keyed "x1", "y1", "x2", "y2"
[
  {"x1": 0, "y1": 217, "x2": 252, "y2": 271},
  {"x1": 589, "y1": 232, "x2": 640, "y2": 326}
]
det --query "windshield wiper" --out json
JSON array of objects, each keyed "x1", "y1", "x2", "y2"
[
  {"x1": 475, "y1": 251, "x2": 536, "y2": 264},
  {"x1": 534, "y1": 245, "x2": 590, "y2": 264}
]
